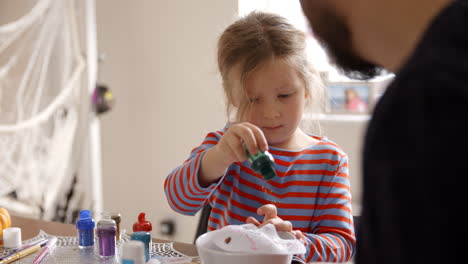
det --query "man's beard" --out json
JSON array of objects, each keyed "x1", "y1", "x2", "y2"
[{"x1": 311, "y1": 9, "x2": 384, "y2": 80}]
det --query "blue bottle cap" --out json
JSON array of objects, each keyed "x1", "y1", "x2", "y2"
[{"x1": 77, "y1": 210, "x2": 95, "y2": 230}]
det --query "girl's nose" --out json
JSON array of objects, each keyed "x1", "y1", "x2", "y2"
[{"x1": 262, "y1": 102, "x2": 280, "y2": 120}]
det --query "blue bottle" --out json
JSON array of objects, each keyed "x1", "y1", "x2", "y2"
[
  {"x1": 76, "y1": 210, "x2": 95, "y2": 248},
  {"x1": 130, "y1": 231, "x2": 151, "y2": 262}
]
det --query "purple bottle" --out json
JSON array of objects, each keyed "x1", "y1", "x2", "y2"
[{"x1": 97, "y1": 212, "x2": 117, "y2": 258}]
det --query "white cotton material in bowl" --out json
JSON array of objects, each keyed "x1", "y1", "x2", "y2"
[
  {"x1": 212, "y1": 223, "x2": 305, "y2": 254},
  {"x1": 196, "y1": 224, "x2": 306, "y2": 264}
]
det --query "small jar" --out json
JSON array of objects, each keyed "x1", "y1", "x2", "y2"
[
  {"x1": 122, "y1": 240, "x2": 146, "y2": 264},
  {"x1": 246, "y1": 148, "x2": 277, "y2": 180},
  {"x1": 97, "y1": 212, "x2": 117, "y2": 258},
  {"x1": 110, "y1": 213, "x2": 122, "y2": 241},
  {"x1": 76, "y1": 210, "x2": 95, "y2": 248},
  {"x1": 130, "y1": 231, "x2": 152, "y2": 262}
]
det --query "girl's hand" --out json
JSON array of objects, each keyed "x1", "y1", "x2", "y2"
[
  {"x1": 214, "y1": 122, "x2": 268, "y2": 166},
  {"x1": 246, "y1": 204, "x2": 304, "y2": 239},
  {"x1": 199, "y1": 122, "x2": 268, "y2": 186}
]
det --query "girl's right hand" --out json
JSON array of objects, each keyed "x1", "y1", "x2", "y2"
[
  {"x1": 214, "y1": 122, "x2": 268, "y2": 166},
  {"x1": 199, "y1": 122, "x2": 268, "y2": 187}
]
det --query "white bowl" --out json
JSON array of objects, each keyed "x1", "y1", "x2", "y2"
[{"x1": 195, "y1": 231, "x2": 295, "y2": 264}]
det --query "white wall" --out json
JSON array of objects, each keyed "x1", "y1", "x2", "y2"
[
  {"x1": 318, "y1": 117, "x2": 368, "y2": 215},
  {"x1": 95, "y1": 0, "x2": 238, "y2": 243},
  {"x1": 0, "y1": 0, "x2": 36, "y2": 25}
]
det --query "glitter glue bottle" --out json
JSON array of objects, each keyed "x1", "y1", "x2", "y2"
[
  {"x1": 130, "y1": 231, "x2": 151, "y2": 262},
  {"x1": 245, "y1": 148, "x2": 277, "y2": 180},
  {"x1": 132, "y1": 212, "x2": 152, "y2": 233},
  {"x1": 97, "y1": 212, "x2": 117, "y2": 258},
  {"x1": 121, "y1": 240, "x2": 146, "y2": 264},
  {"x1": 111, "y1": 213, "x2": 122, "y2": 241},
  {"x1": 76, "y1": 210, "x2": 95, "y2": 248}
]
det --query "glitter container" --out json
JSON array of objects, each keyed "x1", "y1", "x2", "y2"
[
  {"x1": 246, "y1": 148, "x2": 277, "y2": 180},
  {"x1": 97, "y1": 212, "x2": 117, "y2": 258},
  {"x1": 76, "y1": 210, "x2": 95, "y2": 248},
  {"x1": 130, "y1": 231, "x2": 152, "y2": 262}
]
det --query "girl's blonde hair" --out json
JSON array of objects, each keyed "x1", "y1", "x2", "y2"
[{"x1": 217, "y1": 11, "x2": 325, "y2": 133}]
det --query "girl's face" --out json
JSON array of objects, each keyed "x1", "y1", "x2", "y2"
[{"x1": 233, "y1": 57, "x2": 309, "y2": 149}]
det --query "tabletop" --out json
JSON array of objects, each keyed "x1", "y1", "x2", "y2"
[
  {"x1": 9, "y1": 215, "x2": 199, "y2": 257},
  {"x1": 7, "y1": 216, "x2": 355, "y2": 264}
]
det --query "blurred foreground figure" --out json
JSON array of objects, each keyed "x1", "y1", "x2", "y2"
[{"x1": 300, "y1": 0, "x2": 468, "y2": 263}]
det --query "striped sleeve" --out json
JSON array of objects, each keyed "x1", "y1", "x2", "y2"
[
  {"x1": 298, "y1": 155, "x2": 356, "y2": 262},
  {"x1": 164, "y1": 131, "x2": 223, "y2": 216}
]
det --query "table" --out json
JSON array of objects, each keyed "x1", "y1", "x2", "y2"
[
  {"x1": 10, "y1": 215, "x2": 199, "y2": 257},
  {"x1": 9, "y1": 216, "x2": 354, "y2": 264}
]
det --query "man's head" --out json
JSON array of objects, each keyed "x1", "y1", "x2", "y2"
[{"x1": 300, "y1": 0, "x2": 383, "y2": 80}]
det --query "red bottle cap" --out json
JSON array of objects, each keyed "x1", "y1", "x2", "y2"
[{"x1": 133, "y1": 212, "x2": 152, "y2": 232}]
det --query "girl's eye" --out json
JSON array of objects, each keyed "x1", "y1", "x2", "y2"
[
  {"x1": 249, "y1": 97, "x2": 259, "y2": 103},
  {"x1": 278, "y1": 94, "x2": 291, "y2": 99}
]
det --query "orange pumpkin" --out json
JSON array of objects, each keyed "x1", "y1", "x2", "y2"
[{"x1": 0, "y1": 207, "x2": 11, "y2": 237}]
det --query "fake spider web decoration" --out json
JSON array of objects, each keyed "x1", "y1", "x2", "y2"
[{"x1": 0, "y1": 0, "x2": 100, "y2": 221}]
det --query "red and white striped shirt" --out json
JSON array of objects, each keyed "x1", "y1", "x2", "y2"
[{"x1": 165, "y1": 127, "x2": 355, "y2": 262}]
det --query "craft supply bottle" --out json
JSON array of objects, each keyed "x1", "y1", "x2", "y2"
[
  {"x1": 97, "y1": 212, "x2": 117, "y2": 258},
  {"x1": 245, "y1": 148, "x2": 277, "y2": 180},
  {"x1": 111, "y1": 213, "x2": 122, "y2": 241},
  {"x1": 2, "y1": 227, "x2": 22, "y2": 248},
  {"x1": 132, "y1": 212, "x2": 152, "y2": 233},
  {"x1": 76, "y1": 210, "x2": 95, "y2": 248},
  {"x1": 130, "y1": 231, "x2": 151, "y2": 262},
  {"x1": 121, "y1": 240, "x2": 146, "y2": 264}
]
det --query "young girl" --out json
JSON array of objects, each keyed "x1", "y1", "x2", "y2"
[{"x1": 164, "y1": 11, "x2": 355, "y2": 263}]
